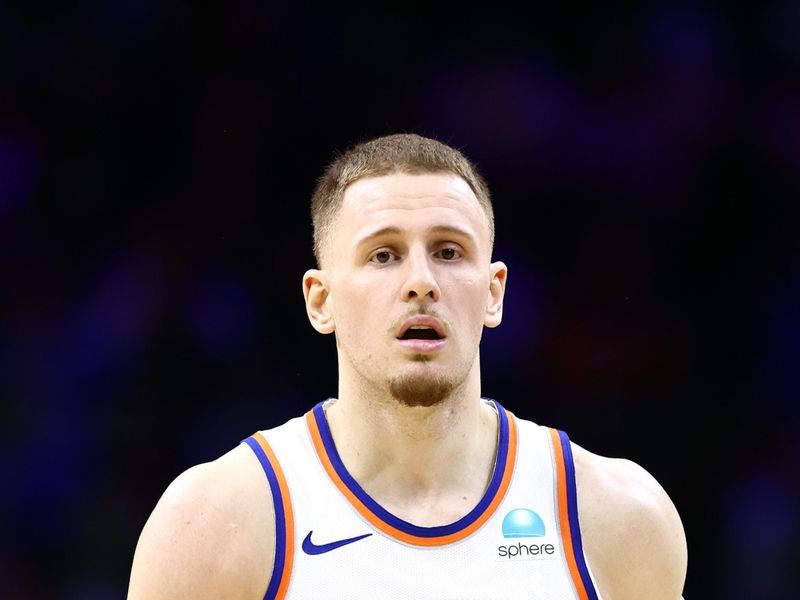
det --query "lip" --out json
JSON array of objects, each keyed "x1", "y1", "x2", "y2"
[
  {"x1": 396, "y1": 315, "x2": 447, "y2": 339},
  {"x1": 396, "y1": 338, "x2": 448, "y2": 353}
]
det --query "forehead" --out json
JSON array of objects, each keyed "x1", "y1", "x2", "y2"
[{"x1": 335, "y1": 172, "x2": 489, "y2": 244}]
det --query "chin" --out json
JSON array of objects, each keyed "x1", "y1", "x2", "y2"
[{"x1": 388, "y1": 367, "x2": 456, "y2": 408}]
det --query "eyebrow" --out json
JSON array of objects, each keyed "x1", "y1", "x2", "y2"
[{"x1": 354, "y1": 225, "x2": 477, "y2": 248}]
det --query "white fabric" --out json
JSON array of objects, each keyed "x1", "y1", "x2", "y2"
[{"x1": 259, "y1": 404, "x2": 603, "y2": 599}]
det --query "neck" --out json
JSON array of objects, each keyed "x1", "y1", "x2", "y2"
[{"x1": 325, "y1": 363, "x2": 499, "y2": 525}]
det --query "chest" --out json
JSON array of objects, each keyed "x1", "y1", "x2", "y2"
[{"x1": 256, "y1": 412, "x2": 600, "y2": 599}]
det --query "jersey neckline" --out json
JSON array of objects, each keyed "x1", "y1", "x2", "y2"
[{"x1": 304, "y1": 399, "x2": 518, "y2": 546}]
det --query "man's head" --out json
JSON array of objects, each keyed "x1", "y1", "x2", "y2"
[
  {"x1": 311, "y1": 133, "x2": 495, "y2": 268},
  {"x1": 303, "y1": 134, "x2": 506, "y2": 408}
]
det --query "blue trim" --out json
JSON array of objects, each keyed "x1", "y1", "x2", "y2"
[
  {"x1": 243, "y1": 436, "x2": 287, "y2": 600},
  {"x1": 312, "y1": 399, "x2": 510, "y2": 538},
  {"x1": 557, "y1": 430, "x2": 599, "y2": 600}
]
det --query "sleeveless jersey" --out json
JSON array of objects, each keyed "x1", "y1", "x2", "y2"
[{"x1": 242, "y1": 399, "x2": 603, "y2": 600}]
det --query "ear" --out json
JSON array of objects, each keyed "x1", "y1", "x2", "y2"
[
  {"x1": 303, "y1": 269, "x2": 335, "y2": 334},
  {"x1": 484, "y1": 261, "x2": 507, "y2": 328}
]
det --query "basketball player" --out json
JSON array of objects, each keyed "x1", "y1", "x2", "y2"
[{"x1": 128, "y1": 134, "x2": 687, "y2": 599}]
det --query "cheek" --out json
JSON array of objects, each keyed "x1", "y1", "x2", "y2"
[
  {"x1": 454, "y1": 272, "x2": 488, "y2": 302},
  {"x1": 449, "y1": 274, "x2": 490, "y2": 326},
  {"x1": 332, "y1": 281, "x2": 384, "y2": 342}
]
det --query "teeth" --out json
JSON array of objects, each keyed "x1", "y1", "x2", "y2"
[{"x1": 409, "y1": 325, "x2": 432, "y2": 329}]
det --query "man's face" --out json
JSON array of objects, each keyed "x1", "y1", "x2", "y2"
[{"x1": 307, "y1": 172, "x2": 506, "y2": 407}]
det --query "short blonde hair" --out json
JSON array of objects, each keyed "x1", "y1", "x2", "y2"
[{"x1": 310, "y1": 133, "x2": 495, "y2": 266}]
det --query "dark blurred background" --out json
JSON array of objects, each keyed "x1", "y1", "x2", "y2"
[{"x1": 2, "y1": 1, "x2": 799, "y2": 598}]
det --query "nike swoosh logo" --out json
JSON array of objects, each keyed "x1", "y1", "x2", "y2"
[{"x1": 301, "y1": 530, "x2": 372, "y2": 555}]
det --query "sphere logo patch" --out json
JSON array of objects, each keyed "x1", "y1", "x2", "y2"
[
  {"x1": 497, "y1": 508, "x2": 556, "y2": 560},
  {"x1": 501, "y1": 508, "x2": 546, "y2": 538}
]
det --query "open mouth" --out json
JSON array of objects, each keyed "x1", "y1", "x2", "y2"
[{"x1": 399, "y1": 327, "x2": 443, "y2": 341}]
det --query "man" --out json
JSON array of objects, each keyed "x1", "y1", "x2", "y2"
[{"x1": 128, "y1": 134, "x2": 687, "y2": 599}]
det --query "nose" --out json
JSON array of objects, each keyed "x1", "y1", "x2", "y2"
[{"x1": 400, "y1": 247, "x2": 441, "y2": 303}]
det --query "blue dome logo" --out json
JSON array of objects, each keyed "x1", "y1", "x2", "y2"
[{"x1": 502, "y1": 508, "x2": 545, "y2": 538}]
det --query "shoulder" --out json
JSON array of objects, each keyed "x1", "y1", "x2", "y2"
[
  {"x1": 571, "y1": 441, "x2": 687, "y2": 600},
  {"x1": 127, "y1": 442, "x2": 276, "y2": 600}
]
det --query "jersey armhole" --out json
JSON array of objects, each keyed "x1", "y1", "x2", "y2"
[
  {"x1": 242, "y1": 433, "x2": 295, "y2": 600},
  {"x1": 547, "y1": 427, "x2": 601, "y2": 600}
]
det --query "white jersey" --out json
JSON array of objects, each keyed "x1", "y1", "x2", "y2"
[{"x1": 242, "y1": 399, "x2": 603, "y2": 600}]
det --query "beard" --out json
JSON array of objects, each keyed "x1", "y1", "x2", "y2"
[{"x1": 388, "y1": 360, "x2": 457, "y2": 408}]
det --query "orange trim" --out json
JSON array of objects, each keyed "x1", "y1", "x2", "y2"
[
  {"x1": 305, "y1": 407, "x2": 518, "y2": 547},
  {"x1": 252, "y1": 432, "x2": 294, "y2": 600},
  {"x1": 548, "y1": 427, "x2": 589, "y2": 600}
]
